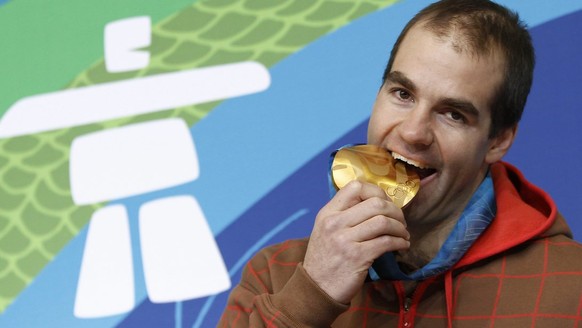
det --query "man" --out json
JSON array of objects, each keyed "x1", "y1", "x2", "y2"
[{"x1": 219, "y1": 0, "x2": 582, "y2": 327}]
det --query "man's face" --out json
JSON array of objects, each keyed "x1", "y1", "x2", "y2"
[{"x1": 367, "y1": 25, "x2": 514, "y2": 227}]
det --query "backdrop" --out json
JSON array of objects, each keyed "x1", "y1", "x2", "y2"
[{"x1": 1, "y1": 0, "x2": 581, "y2": 327}]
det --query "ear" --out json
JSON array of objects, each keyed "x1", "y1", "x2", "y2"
[{"x1": 485, "y1": 125, "x2": 517, "y2": 164}]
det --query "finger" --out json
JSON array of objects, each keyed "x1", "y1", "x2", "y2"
[
  {"x1": 348, "y1": 215, "x2": 410, "y2": 242},
  {"x1": 328, "y1": 180, "x2": 388, "y2": 211},
  {"x1": 359, "y1": 234, "x2": 411, "y2": 258},
  {"x1": 342, "y1": 196, "x2": 406, "y2": 227}
]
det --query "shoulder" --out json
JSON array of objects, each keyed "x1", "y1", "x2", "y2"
[
  {"x1": 502, "y1": 234, "x2": 582, "y2": 270},
  {"x1": 455, "y1": 235, "x2": 581, "y2": 317},
  {"x1": 494, "y1": 235, "x2": 582, "y2": 300},
  {"x1": 460, "y1": 234, "x2": 582, "y2": 280}
]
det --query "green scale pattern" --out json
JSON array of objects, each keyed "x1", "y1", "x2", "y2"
[{"x1": 0, "y1": 0, "x2": 398, "y2": 312}]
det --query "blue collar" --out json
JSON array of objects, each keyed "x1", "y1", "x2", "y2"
[{"x1": 369, "y1": 173, "x2": 496, "y2": 281}]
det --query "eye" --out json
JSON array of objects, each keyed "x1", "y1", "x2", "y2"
[
  {"x1": 392, "y1": 88, "x2": 414, "y2": 102},
  {"x1": 445, "y1": 111, "x2": 466, "y2": 123}
]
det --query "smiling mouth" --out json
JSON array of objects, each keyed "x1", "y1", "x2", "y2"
[{"x1": 392, "y1": 152, "x2": 437, "y2": 180}]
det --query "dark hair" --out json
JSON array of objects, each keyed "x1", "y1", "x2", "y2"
[{"x1": 382, "y1": 0, "x2": 535, "y2": 137}]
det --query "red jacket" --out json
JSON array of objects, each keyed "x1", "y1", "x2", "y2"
[{"x1": 219, "y1": 162, "x2": 582, "y2": 327}]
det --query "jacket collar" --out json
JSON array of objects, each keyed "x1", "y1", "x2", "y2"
[{"x1": 455, "y1": 161, "x2": 567, "y2": 268}]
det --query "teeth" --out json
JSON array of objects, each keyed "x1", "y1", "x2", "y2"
[{"x1": 392, "y1": 152, "x2": 428, "y2": 169}]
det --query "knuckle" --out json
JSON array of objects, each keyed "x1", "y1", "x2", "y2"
[
  {"x1": 331, "y1": 231, "x2": 349, "y2": 246},
  {"x1": 346, "y1": 180, "x2": 364, "y2": 192},
  {"x1": 316, "y1": 210, "x2": 339, "y2": 228},
  {"x1": 321, "y1": 214, "x2": 342, "y2": 231},
  {"x1": 368, "y1": 197, "x2": 387, "y2": 210},
  {"x1": 371, "y1": 215, "x2": 391, "y2": 231}
]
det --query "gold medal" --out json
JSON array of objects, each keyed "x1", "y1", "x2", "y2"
[{"x1": 331, "y1": 144, "x2": 420, "y2": 208}]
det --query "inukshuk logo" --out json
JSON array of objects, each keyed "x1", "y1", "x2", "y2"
[{"x1": 0, "y1": 16, "x2": 271, "y2": 318}]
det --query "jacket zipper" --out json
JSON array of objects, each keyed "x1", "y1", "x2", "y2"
[
  {"x1": 402, "y1": 285, "x2": 417, "y2": 327},
  {"x1": 404, "y1": 296, "x2": 413, "y2": 312}
]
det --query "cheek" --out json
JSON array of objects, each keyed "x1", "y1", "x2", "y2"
[
  {"x1": 366, "y1": 119, "x2": 377, "y2": 143},
  {"x1": 367, "y1": 114, "x2": 388, "y2": 144},
  {"x1": 367, "y1": 94, "x2": 388, "y2": 142},
  {"x1": 367, "y1": 109, "x2": 396, "y2": 144},
  {"x1": 367, "y1": 109, "x2": 381, "y2": 143},
  {"x1": 441, "y1": 140, "x2": 489, "y2": 176}
]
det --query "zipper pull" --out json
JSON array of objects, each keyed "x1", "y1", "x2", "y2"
[{"x1": 404, "y1": 297, "x2": 412, "y2": 312}]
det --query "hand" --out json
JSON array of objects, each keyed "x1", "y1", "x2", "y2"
[{"x1": 303, "y1": 180, "x2": 410, "y2": 304}]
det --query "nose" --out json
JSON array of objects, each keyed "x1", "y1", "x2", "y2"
[{"x1": 397, "y1": 107, "x2": 434, "y2": 147}]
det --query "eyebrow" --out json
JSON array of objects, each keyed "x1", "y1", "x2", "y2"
[
  {"x1": 440, "y1": 98, "x2": 480, "y2": 118},
  {"x1": 385, "y1": 71, "x2": 417, "y2": 92},
  {"x1": 385, "y1": 70, "x2": 480, "y2": 118}
]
